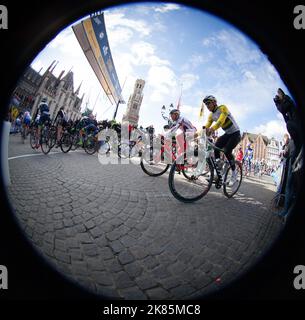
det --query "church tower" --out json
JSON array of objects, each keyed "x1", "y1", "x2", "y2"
[{"x1": 122, "y1": 79, "x2": 145, "y2": 126}]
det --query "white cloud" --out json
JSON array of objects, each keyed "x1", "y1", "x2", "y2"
[
  {"x1": 181, "y1": 53, "x2": 212, "y2": 71},
  {"x1": 180, "y1": 73, "x2": 199, "y2": 90},
  {"x1": 107, "y1": 27, "x2": 134, "y2": 48},
  {"x1": 202, "y1": 29, "x2": 261, "y2": 66},
  {"x1": 105, "y1": 12, "x2": 151, "y2": 37},
  {"x1": 154, "y1": 4, "x2": 181, "y2": 13},
  {"x1": 130, "y1": 41, "x2": 170, "y2": 67},
  {"x1": 253, "y1": 119, "x2": 287, "y2": 140},
  {"x1": 147, "y1": 65, "x2": 178, "y2": 102}
]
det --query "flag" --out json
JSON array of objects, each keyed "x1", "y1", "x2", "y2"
[
  {"x1": 176, "y1": 93, "x2": 181, "y2": 110},
  {"x1": 199, "y1": 102, "x2": 204, "y2": 120},
  {"x1": 176, "y1": 83, "x2": 183, "y2": 110}
]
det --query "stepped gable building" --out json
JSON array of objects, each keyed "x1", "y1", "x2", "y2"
[{"x1": 12, "y1": 60, "x2": 84, "y2": 121}]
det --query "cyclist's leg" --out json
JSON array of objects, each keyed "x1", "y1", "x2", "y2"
[
  {"x1": 222, "y1": 131, "x2": 241, "y2": 171},
  {"x1": 214, "y1": 134, "x2": 228, "y2": 160}
]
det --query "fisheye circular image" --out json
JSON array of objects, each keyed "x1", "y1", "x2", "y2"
[{"x1": 3, "y1": 2, "x2": 303, "y2": 299}]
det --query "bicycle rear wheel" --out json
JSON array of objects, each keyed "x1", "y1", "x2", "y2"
[
  {"x1": 40, "y1": 128, "x2": 52, "y2": 155},
  {"x1": 223, "y1": 161, "x2": 243, "y2": 198},
  {"x1": 140, "y1": 147, "x2": 169, "y2": 177},
  {"x1": 30, "y1": 128, "x2": 37, "y2": 149},
  {"x1": 60, "y1": 132, "x2": 72, "y2": 153},
  {"x1": 48, "y1": 126, "x2": 57, "y2": 149},
  {"x1": 169, "y1": 158, "x2": 214, "y2": 202}
]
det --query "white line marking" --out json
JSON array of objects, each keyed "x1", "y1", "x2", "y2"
[
  {"x1": 8, "y1": 151, "x2": 62, "y2": 160},
  {"x1": 8, "y1": 149, "x2": 87, "y2": 161}
]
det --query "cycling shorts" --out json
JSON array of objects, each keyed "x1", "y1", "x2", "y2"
[
  {"x1": 23, "y1": 117, "x2": 31, "y2": 126},
  {"x1": 38, "y1": 114, "x2": 50, "y2": 126}
]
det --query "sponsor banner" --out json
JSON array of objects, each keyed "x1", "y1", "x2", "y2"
[{"x1": 73, "y1": 12, "x2": 123, "y2": 105}]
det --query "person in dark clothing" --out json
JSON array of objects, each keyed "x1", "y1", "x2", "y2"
[
  {"x1": 273, "y1": 88, "x2": 302, "y2": 159},
  {"x1": 273, "y1": 89, "x2": 303, "y2": 222}
]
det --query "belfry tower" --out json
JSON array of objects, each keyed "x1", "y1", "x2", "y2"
[{"x1": 122, "y1": 79, "x2": 145, "y2": 126}]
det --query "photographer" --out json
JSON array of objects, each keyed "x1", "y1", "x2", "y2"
[
  {"x1": 273, "y1": 88, "x2": 302, "y2": 160},
  {"x1": 273, "y1": 89, "x2": 303, "y2": 222}
]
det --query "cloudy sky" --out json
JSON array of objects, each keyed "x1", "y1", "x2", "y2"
[{"x1": 31, "y1": 2, "x2": 289, "y2": 140}]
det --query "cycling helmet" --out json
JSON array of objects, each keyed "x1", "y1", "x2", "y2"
[
  {"x1": 169, "y1": 109, "x2": 180, "y2": 115},
  {"x1": 41, "y1": 97, "x2": 47, "y2": 103},
  {"x1": 203, "y1": 95, "x2": 217, "y2": 104}
]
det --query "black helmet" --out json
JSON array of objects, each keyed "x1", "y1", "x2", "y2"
[
  {"x1": 169, "y1": 109, "x2": 180, "y2": 115},
  {"x1": 203, "y1": 95, "x2": 217, "y2": 104}
]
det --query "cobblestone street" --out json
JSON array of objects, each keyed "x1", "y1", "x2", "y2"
[{"x1": 6, "y1": 134, "x2": 283, "y2": 299}]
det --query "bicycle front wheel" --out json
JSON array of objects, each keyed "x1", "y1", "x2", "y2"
[
  {"x1": 84, "y1": 136, "x2": 97, "y2": 155},
  {"x1": 98, "y1": 140, "x2": 111, "y2": 155},
  {"x1": 223, "y1": 161, "x2": 243, "y2": 198},
  {"x1": 169, "y1": 158, "x2": 214, "y2": 203}
]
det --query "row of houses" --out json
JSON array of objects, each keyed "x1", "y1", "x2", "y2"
[{"x1": 238, "y1": 132, "x2": 283, "y2": 167}]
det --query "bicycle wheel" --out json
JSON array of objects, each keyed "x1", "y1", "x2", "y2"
[
  {"x1": 40, "y1": 128, "x2": 52, "y2": 155},
  {"x1": 119, "y1": 142, "x2": 131, "y2": 159},
  {"x1": 49, "y1": 126, "x2": 57, "y2": 149},
  {"x1": 60, "y1": 132, "x2": 72, "y2": 153},
  {"x1": 223, "y1": 161, "x2": 243, "y2": 198},
  {"x1": 140, "y1": 147, "x2": 170, "y2": 177},
  {"x1": 84, "y1": 135, "x2": 97, "y2": 155},
  {"x1": 169, "y1": 158, "x2": 214, "y2": 203},
  {"x1": 182, "y1": 157, "x2": 199, "y2": 180},
  {"x1": 30, "y1": 128, "x2": 37, "y2": 149},
  {"x1": 70, "y1": 133, "x2": 80, "y2": 151},
  {"x1": 98, "y1": 140, "x2": 111, "y2": 155}
]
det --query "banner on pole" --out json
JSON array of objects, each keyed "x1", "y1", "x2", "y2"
[{"x1": 73, "y1": 12, "x2": 123, "y2": 105}]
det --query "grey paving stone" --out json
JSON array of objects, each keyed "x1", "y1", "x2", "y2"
[
  {"x1": 135, "y1": 276, "x2": 158, "y2": 291},
  {"x1": 119, "y1": 287, "x2": 147, "y2": 300},
  {"x1": 54, "y1": 250, "x2": 71, "y2": 264},
  {"x1": 109, "y1": 240, "x2": 125, "y2": 253},
  {"x1": 82, "y1": 243, "x2": 99, "y2": 257},
  {"x1": 92, "y1": 271, "x2": 114, "y2": 286},
  {"x1": 146, "y1": 287, "x2": 171, "y2": 300},
  {"x1": 141, "y1": 256, "x2": 159, "y2": 270},
  {"x1": 124, "y1": 262, "x2": 143, "y2": 279},
  {"x1": 114, "y1": 271, "x2": 135, "y2": 289},
  {"x1": 118, "y1": 250, "x2": 135, "y2": 265}
]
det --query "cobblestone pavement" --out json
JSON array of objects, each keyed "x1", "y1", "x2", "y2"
[{"x1": 6, "y1": 134, "x2": 283, "y2": 299}]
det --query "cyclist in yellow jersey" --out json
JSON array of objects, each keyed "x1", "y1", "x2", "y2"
[{"x1": 202, "y1": 95, "x2": 241, "y2": 185}]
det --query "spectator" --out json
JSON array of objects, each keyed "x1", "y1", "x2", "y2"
[
  {"x1": 236, "y1": 145, "x2": 244, "y2": 163},
  {"x1": 273, "y1": 89, "x2": 303, "y2": 222},
  {"x1": 273, "y1": 88, "x2": 302, "y2": 160}
]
